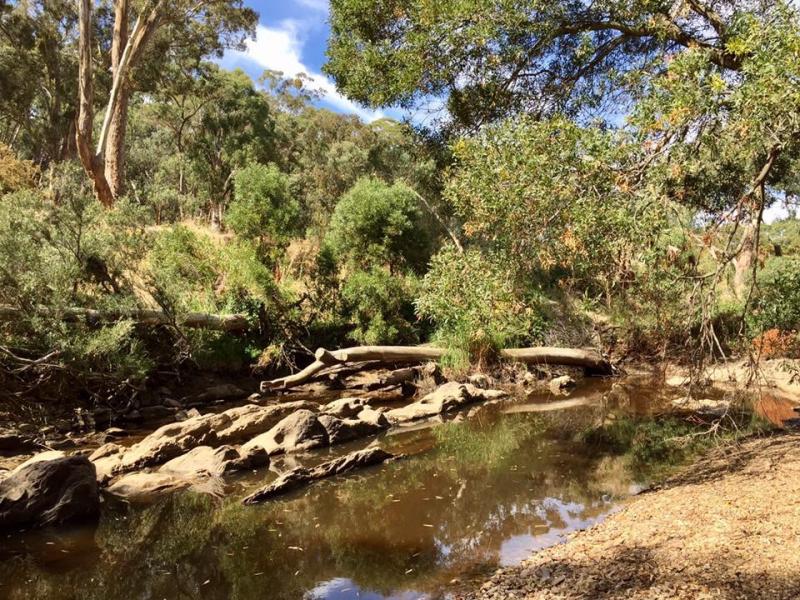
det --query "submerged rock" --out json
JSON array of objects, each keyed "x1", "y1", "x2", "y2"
[
  {"x1": 385, "y1": 382, "x2": 508, "y2": 424},
  {"x1": 243, "y1": 447, "x2": 398, "y2": 504},
  {"x1": 105, "y1": 472, "x2": 193, "y2": 500},
  {"x1": 0, "y1": 453, "x2": 99, "y2": 530},
  {"x1": 242, "y1": 409, "x2": 328, "y2": 455}
]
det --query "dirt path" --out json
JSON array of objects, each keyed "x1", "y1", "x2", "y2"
[{"x1": 461, "y1": 433, "x2": 800, "y2": 599}]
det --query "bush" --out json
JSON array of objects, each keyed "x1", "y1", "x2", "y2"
[
  {"x1": 751, "y1": 257, "x2": 800, "y2": 332},
  {"x1": 229, "y1": 163, "x2": 299, "y2": 245},
  {"x1": 341, "y1": 268, "x2": 420, "y2": 345},
  {"x1": 416, "y1": 245, "x2": 544, "y2": 367},
  {"x1": 325, "y1": 177, "x2": 433, "y2": 273}
]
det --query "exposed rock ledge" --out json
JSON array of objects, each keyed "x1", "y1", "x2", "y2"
[{"x1": 91, "y1": 380, "x2": 508, "y2": 501}]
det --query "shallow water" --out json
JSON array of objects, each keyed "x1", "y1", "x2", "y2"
[{"x1": 0, "y1": 378, "x2": 674, "y2": 600}]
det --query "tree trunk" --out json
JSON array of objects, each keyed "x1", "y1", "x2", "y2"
[
  {"x1": 733, "y1": 208, "x2": 761, "y2": 299},
  {"x1": 261, "y1": 345, "x2": 614, "y2": 391},
  {"x1": 500, "y1": 347, "x2": 613, "y2": 375},
  {"x1": 76, "y1": 0, "x2": 115, "y2": 208},
  {"x1": 105, "y1": 0, "x2": 130, "y2": 198},
  {"x1": 0, "y1": 306, "x2": 249, "y2": 333}
]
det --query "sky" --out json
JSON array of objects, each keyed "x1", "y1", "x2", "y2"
[{"x1": 219, "y1": 0, "x2": 394, "y2": 123}]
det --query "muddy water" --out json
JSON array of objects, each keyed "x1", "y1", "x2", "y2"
[{"x1": 0, "y1": 378, "x2": 674, "y2": 600}]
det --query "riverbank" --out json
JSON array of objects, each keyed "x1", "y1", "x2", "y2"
[{"x1": 461, "y1": 432, "x2": 800, "y2": 600}]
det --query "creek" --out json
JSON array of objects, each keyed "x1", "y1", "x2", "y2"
[{"x1": 0, "y1": 378, "x2": 684, "y2": 600}]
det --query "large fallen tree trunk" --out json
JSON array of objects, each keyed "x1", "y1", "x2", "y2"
[
  {"x1": 261, "y1": 345, "x2": 613, "y2": 391},
  {"x1": 261, "y1": 346, "x2": 447, "y2": 391},
  {"x1": 500, "y1": 347, "x2": 613, "y2": 376},
  {"x1": 0, "y1": 306, "x2": 248, "y2": 333}
]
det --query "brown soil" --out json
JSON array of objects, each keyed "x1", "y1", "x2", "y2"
[{"x1": 461, "y1": 432, "x2": 800, "y2": 599}]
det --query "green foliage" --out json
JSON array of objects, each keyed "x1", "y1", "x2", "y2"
[
  {"x1": 752, "y1": 257, "x2": 800, "y2": 332},
  {"x1": 416, "y1": 246, "x2": 543, "y2": 366},
  {"x1": 147, "y1": 224, "x2": 276, "y2": 314},
  {"x1": 228, "y1": 163, "x2": 299, "y2": 245},
  {"x1": 325, "y1": 177, "x2": 432, "y2": 273},
  {"x1": 340, "y1": 268, "x2": 420, "y2": 345}
]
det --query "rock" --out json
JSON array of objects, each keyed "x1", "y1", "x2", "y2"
[
  {"x1": 318, "y1": 412, "x2": 389, "y2": 445},
  {"x1": 666, "y1": 375, "x2": 690, "y2": 387},
  {"x1": 467, "y1": 373, "x2": 492, "y2": 389},
  {"x1": 163, "y1": 398, "x2": 182, "y2": 409},
  {"x1": 0, "y1": 454, "x2": 99, "y2": 530},
  {"x1": 89, "y1": 443, "x2": 123, "y2": 462},
  {"x1": 385, "y1": 382, "x2": 508, "y2": 424},
  {"x1": 105, "y1": 472, "x2": 192, "y2": 501},
  {"x1": 192, "y1": 383, "x2": 246, "y2": 403},
  {"x1": 243, "y1": 447, "x2": 398, "y2": 504},
  {"x1": 549, "y1": 375, "x2": 576, "y2": 395},
  {"x1": 93, "y1": 400, "x2": 315, "y2": 477},
  {"x1": 139, "y1": 406, "x2": 175, "y2": 421},
  {"x1": 215, "y1": 401, "x2": 316, "y2": 445},
  {"x1": 124, "y1": 410, "x2": 142, "y2": 422},
  {"x1": 321, "y1": 397, "x2": 369, "y2": 418},
  {"x1": 671, "y1": 396, "x2": 730, "y2": 416},
  {"x1": 160, "y1": 445, "x2": 269, "y2": 478},
  {"x1": 357, "y1": 407, "x2": 390, "y2": 428},
  {"x1": 0, "y1": 430, "x2": 36, "y2": 452},
  {"x1": 242, "y1": 410, "x2": 328, "y2": 456}
]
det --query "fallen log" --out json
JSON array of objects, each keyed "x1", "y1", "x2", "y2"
[
  {"x1": 261, "y1": 345, "x2": 613, "y2": 391},
  {"x1": 242, "y1": 447, "x2": 399, "y2": 504},
  {"x1": 261, "y1": 346, "x2": 446, "y2": 391},
  {"x1": 500, "y1": 347, "x2": 613, "y2": 376},
  {"x1": 0, "y1": 306, "x2": 249, "y2": 333}
]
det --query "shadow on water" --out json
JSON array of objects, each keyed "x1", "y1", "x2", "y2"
[{"x1": 0, "y1": 377, "x2": 688, "y2": 600}]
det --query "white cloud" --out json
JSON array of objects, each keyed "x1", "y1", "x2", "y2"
[
  {"x1": 229, "y1": 21, "x2": 385, "y2": 123},
  {"x1": 294, "y1": 0, "x2": 329, "y2": 13}
]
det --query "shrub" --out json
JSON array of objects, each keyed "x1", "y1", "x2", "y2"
[
  {"x1": 340, "y1": 268, "x2": 420, "y2": 344},
  {"x1": 751, "y1": 257, "x2": 800, "y2": 332},
  {"x1": 0, "y1": 143, "x2": 37, "y2": 193},
  {"x1": 229, "y1": 163, "x2": 299, "y2": 245},
  {"x1": 416, "y1": 245, "x2": 544, "y2": 367},
  {"x1": 325, "y1": 177, "x2": 433, "y2": 273}
]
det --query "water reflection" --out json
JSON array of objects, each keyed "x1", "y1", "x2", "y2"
[{"x1": 0, "y1": 377, "x2": 674, "y2": 600}]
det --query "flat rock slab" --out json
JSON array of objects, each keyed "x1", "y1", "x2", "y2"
[
  {"x1": 243, "y1": 447, "x2": 398, "y2": 504},
  {"x1": 385, "y1": 382, "x2": 508, "y2": 424},
  {"x1": 91, "y1": 400, "x2": 314, "y2": 479},
  {"x1": 0, "y1": 453, "x2": 99, "y2": 530}
]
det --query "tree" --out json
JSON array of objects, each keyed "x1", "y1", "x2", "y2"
[
  {"x1": 228, "y1": 163, "x2": 300, "y2": 247},
  {"x1": 0, "y1": 1, "x2": 80, "y2": 167},
  {"x1": 184, "y1": 67, "x2": 276, "y2": 228},
  {"x1": 325, "y1": 177, "x2": 433, "y2": 273},
  {"x1": 76, "y1": 0, "x2": 256, "y2": 206},
  {"x1": 325, "y1": 0, "x2": 757, "y2": 132}
]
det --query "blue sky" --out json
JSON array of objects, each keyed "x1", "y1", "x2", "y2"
[{"x1": 220, "y1": 0, "x2": 396, "y2": 122}]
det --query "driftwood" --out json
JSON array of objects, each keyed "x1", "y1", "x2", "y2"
[
  {"x1": 261, "y1": 346, "x2": 447, "y2": 391},
  {"x1": 261, "y1": 345, "x2": 613, "y2": 392},
  {"x1": 242, "y1": 447, "x2": 398, "y2": 504},
  {"x1": 0, "y1": 306, "x2": 248, "y2": 333}
]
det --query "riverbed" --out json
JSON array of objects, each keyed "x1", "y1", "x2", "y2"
[{"x1": 0, "y1": 378, "x2": 677, "y2": 600}]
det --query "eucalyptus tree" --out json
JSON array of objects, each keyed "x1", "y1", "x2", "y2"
[{"x1": 76, "y1": 0, "x2": 257, "y2": 206}]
